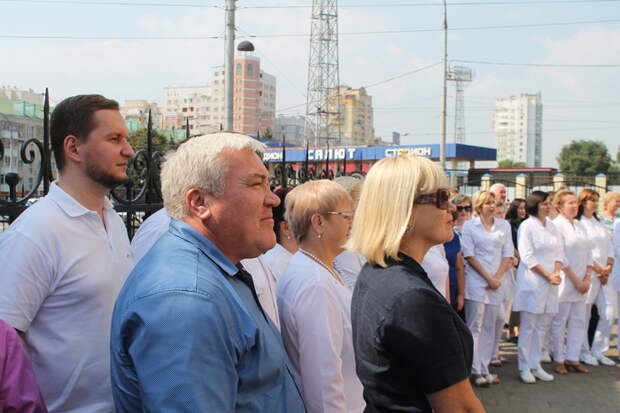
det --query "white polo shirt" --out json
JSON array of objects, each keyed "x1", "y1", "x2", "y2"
[{"x1": 0, "y1": 182, "x2": 134, "y2": 413}]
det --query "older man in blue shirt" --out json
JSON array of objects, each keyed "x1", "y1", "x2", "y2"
[{"x1": 110, "y1": 133, "x2": 306, "y2": 412}]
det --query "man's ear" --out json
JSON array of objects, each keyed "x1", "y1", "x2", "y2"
[
  {"x1": 64, "y1": 135, "x2": 82, "y2": 164},
  {"x1": 185, "y1": 188, "x2": 213, "y2": 221}
]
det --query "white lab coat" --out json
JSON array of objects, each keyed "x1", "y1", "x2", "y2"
[
  {"x1": 462, "y1": 217, "x2": 514, "y2": 305},
  {"x1": 513, "y1": 217, "x2": 564, "y2": 314},
  {"x1": 580, "y1": 215, "x2": 613, "y2": 304},
  {"x1": 553, "y1": 215, "x2": 593, "y2": 302},
  {"x1": 611, "y1": 220, "x2": 620, "y2": 292},
  {"x1": 421, "y1": 244, "x2": 450, "y2": 300},
  {"x1": 277, "y1": 252, "x2": 365, "y2": 413},
  {"x1": 263, "y1": 243, "x2": 294, "y2": 282},
  {"x1": 334, "y1": 250, "x2": 367, "y2": 291}
]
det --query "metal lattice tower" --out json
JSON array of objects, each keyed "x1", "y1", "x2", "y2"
[
  {"x1": 447, "y1": 65, "x2": 474, "y2": 144},
  {"x1": 305, "y1": 0, "x2": 342, "y2": 146}
]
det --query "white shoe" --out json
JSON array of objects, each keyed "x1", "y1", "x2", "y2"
[
  {"x1": 520, "y1": 370, "x2": 536, "y2": 384},
  {"x1": 532, "y1": 367, "x2": 554, "y2": 382},
  {"x1": 540, "y1": 352, "x2": 552, "y2": 363},
  {"x1": 596, "y1": 355, "x2": 616, "y2": 366},
  {"x1": 485, "y1": 373, "x2": 500, "y2": 384},
  {"x1": 580, "y1": 354, "x2": 599, "y2": 366}
]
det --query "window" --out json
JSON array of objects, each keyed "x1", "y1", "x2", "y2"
[
  {"x1": 247, "y1": 63, "x2": 254, "y2": 76},
  {"x1": 236, "y1": 64, "x2": 242, "y2": 75}
]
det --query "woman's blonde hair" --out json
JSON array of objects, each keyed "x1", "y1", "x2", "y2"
[
  {"x1": 472, "y1": 190, "x2": 495, "y2": 215},
  {"x1": 603, "y1": 191, "x2": 620, "y2": 209},
  {"x1": 347, "y1": 156, "x2": 447, "y2": 267},
  {"x1": 285, "y1": 180, "x2": 352, "y2": 243},
  {"x1": 553, "y1": 189, "x2": 575, "y2": 210}
]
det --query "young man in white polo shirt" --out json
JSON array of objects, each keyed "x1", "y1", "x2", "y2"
[{"x1": 0, "y1": 94, "x2": 135, "y2": 412}]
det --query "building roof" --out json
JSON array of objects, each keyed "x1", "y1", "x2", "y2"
[{"x1": 0, "y1": 98, "x2": 45, "y2": 120}]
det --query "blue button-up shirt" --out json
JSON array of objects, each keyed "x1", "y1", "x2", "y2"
[{"x1": 110, "y1": 219, "x2": 306, "y2": 412}]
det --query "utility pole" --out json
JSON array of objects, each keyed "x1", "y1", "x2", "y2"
[
  {"x1": 224, "y1": 0, "x2": 236, "y2": 131},
  {"x1": 439, "y1": 0, "x2": 448, "y2": 170}
]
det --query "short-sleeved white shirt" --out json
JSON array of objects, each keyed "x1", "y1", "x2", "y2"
[
  {"x1": 421, "y1": 244, "x2": 449, "y2": 299},
  {"x1": 0, "y1": 182, "x2": 134, "y2": 412},
  {"x1": 461, "y1": 217, "x2": 514, "y2": 305},
  {"x1": 553, "y1": 215, "x2": 593, "y2": 302}
]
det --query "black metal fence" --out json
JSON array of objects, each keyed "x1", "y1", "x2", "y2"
[{"x1": 0, "y1": 89, "x2": 166, "y2": 238}]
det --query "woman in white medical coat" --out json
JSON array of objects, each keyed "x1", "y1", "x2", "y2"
[
  {"x1": 263, "y1": 187, "x2": 298, "y2": 281},
  {"x1": 550, "y1": 190, "x2": 593, "y2": 374},
  {"x1": 461, "y1": 190, "x2": 514, "y2": 387},
  {"x1": 513, "y1": 191, "x2": 563, "y2": 383},
  {"x1": 577, "y1": 189, "x2": 615, "y2": 366},
  {"x1": 276, "y1": 180, "x2": 364, "y2": 413}
]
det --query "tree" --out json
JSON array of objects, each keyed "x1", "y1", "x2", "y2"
[
  {"x1": 128, "y1": 128, "x2": 176, "y2": 153},
  {"x1": 498, "y1": 159, "x2": 527, "y2": 168},
  {"x1": 557, "y1": 140, "x2": 612, "y2": 176}
]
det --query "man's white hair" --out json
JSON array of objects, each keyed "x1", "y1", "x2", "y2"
[
  {"x1": 489, "y1": 183, "x2": 506, "y2": 192},
  {"x1": 161, "y1": 132, "x2": 265, "y2": 219}
]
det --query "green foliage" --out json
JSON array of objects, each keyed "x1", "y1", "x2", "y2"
[
  {"x1": 262, "y1": 128, "x2": 274, "y2": 140},
  {"x1": 128, "y1": 128, "x2": 176, "y2": 153},
  {"x1": 498, "y1": 159, "x2": 527, "y2": 168},
  {"x1": 557, "y1": 140, "x2": 612, "y2": 176}
]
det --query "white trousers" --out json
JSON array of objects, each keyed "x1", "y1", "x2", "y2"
[
  {"x1": 581, "y1": 302, "x2": 596, "y2": 357},
  {"x1": 492, "y1": 297, "x2": 512, "y2": 358},
  {"x1": 518, "y1": 312, "x2": 552, "y2": 372},
  {"x1": 591, "y1": 290, "x2": 618, "y2": 356},
  {"x1": 465, "y1": 300, "x2": 499, "y2": 375},
  {"x1": 551, "y1": 301, "x2": 586, "y2": 363}
]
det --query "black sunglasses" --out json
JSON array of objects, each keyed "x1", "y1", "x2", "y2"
[
  {"x1": 415, "y1": 188, "x2": 451, "y2": 210},
  {"x1": 456, "y1": 205, "x2": 472, "y2": 212}
]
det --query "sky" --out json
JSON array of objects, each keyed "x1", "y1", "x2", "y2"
[{"x1": 1, "y1": 0, "x2": 619, "y2": 167}]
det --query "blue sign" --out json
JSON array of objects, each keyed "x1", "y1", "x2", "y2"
[{"x1": 263, "y1": 143, "x2": 496, "y2": 163}]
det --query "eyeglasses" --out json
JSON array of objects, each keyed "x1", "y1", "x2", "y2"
[
  {"x1": 415, "y1": 188, "x2": 451, "y2": 210},
  {"x1": 327, "y1": 211, "x2": 354, "y2": 219},
  {"x1": 456, "y1": 205, "x2": 472, "y2": 213}
]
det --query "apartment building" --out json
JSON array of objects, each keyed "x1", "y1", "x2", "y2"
[{"x1": 493, "y1": 93, "x2": 543, "y2": 167}]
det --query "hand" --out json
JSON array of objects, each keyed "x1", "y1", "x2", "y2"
[
  {"x1": 513, "y1": 257, "x2": 520, "y2": 267},
  {"x1": 486, "y1": 277, "x2": 501, "y2": 290},
  {"x1": 548, "y1": 272, "x2": 561, "y2": 286},
  {"x1": 578, "y1": 279, "x2": 590, "y2": 294},
  {"x1": 600, "y1": 272, "x2": 609, "y2": 286},
  {"x1": 456, "y1": 294, "x2": 465, "y2": 312}
]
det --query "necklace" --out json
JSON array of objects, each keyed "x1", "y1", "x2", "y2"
[{"x1": 299, "y1": 248, "x2": 345, "y2": 286}]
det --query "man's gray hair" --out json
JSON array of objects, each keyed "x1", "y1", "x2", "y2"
[
  {"x1": 489, "y1": 183, "x2": 506, "y2": 192},
  {"x1": 161, "y1": 132, "x2": 265, "y2": 219}
]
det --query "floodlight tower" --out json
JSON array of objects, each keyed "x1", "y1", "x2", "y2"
[
  {"x1": 447, "y1": 65, "x2": 474, "y2": 144},
  {"x1": 305, "y1": 0, "x2": 342, "y2": 146}
]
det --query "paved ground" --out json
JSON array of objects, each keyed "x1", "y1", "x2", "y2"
[{"x1": 474, "y1": 329, "x2": 620, "y2": 413}]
